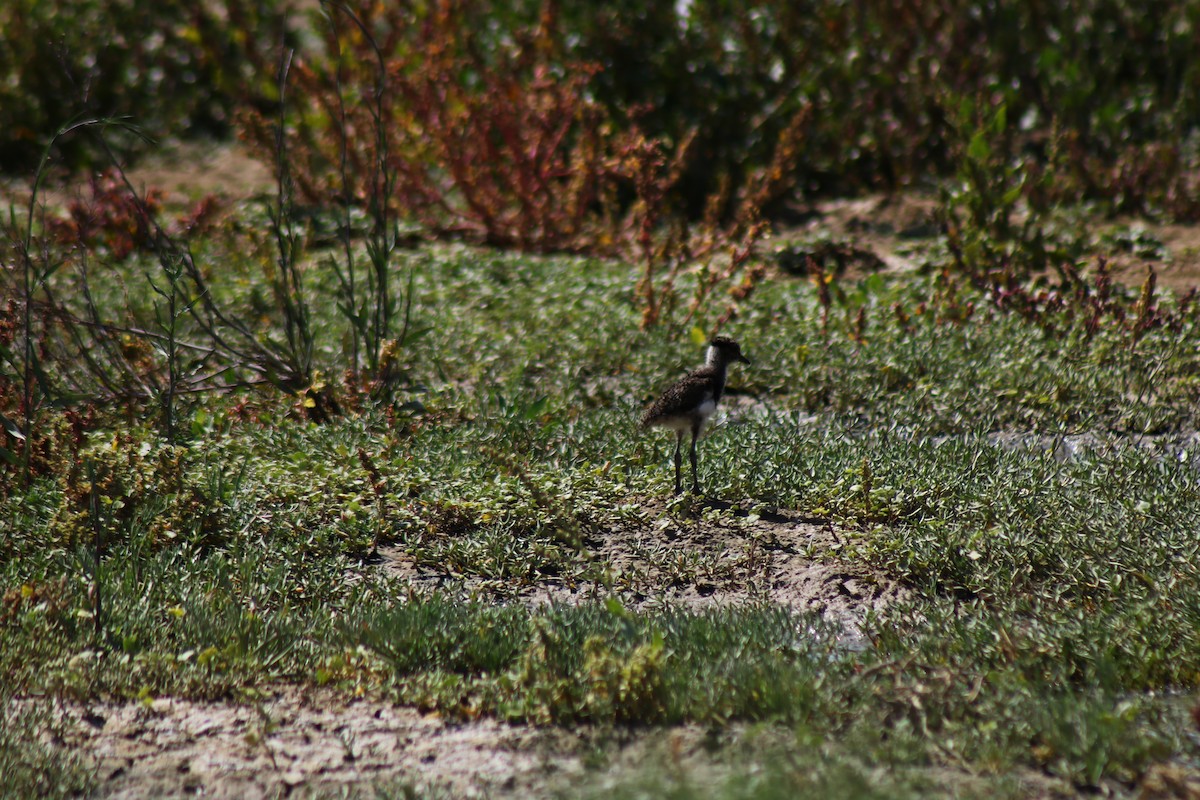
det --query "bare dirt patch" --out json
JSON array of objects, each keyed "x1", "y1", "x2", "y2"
[
  {"x1": 577, "y1": 502, "x2": 904, "y2": 651},
  {"x1": 122, "y1": 138, "x2": 274, "y2": 202},
  {"x1": 45, "y1": 688, "x2": 588, "y2": 799},
  {"x1": 381, "y1": 500, "x2": 907, "y2": 651},
  {"x1": 0, "y1": 138, "x2": 272, "y2": 213},
  {"x1": 1102, "y1": 219, "x2": 1200, "y2": 292},
  {"x1": 780, "y1": 193, "x2": 1200, "y2": 291}
]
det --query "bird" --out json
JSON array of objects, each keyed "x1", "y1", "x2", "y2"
[{"x1": 641, "y1": 336, "x2": 751, "y2": 494}]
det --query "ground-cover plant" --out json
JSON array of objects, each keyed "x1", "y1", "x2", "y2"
[
  {"x1": 738, "y1": 267, "x2": 1200, "y2": 435},
  {"x1": 0, "y1": 490, "x2": 386, "y2": 699},
  {"x1": 0, "y1": 689, "x2": 96, "y2": 800},
  {"x1": 860, "y1": 596, "x2": 1187, "y2": 787},
  {"x1": 5, "y1": 4, "x2": 1200, "y2": 795},
  {"x1": 573, "y1": 730, "x2": 1026, "y2": 800},
  {"x1": 356, "y1": 599, "x2": 839, "y2": 725},
  {"x1": 4, "y1": 221, "x2": 1200, "y2": 796}
]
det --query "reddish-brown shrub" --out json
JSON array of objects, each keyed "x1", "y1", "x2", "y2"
[{"x1": 237, "y1": 0, "x2": 806, "y2": 330}]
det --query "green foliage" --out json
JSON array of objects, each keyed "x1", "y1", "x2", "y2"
[
  {"x1": 3, "y1": 3, "x2": 1200, "y2": 793},
  {"x1": 940, "y1": 99, "x2": 1086, "y2": 284},
  {"x1": 3, "y1": 0, "x2": 1199, "y2": 229},
  {"x1": 46, "y1": 434, "x2": 237, "y2": 551},
  {"x1": 357, "y1": 599, "x2": 834, "y2": 725},
  {"x1": 579, "y1": 734, "x2": 999, "y2": 800},
  {"x1": 548, "y1": 0, "x2": 1200, "y2": 214},
  {"x1": 0, "y1": 692, "x2": 95, "y2": 800},
  {"x1": 0, "y1": 0, "x2": 284, "y2": 170},
  {"x1": 355, "y1": 597, "x2": 528, "y2": 677},
  {"x1": 861, "y1": 600, "x2": 1183, "y2": 787}
]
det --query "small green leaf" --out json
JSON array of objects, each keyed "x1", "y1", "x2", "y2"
[
  {"x1": 605, "y1": 597, "x2": 629, "y2": 618},
  {"x1": 967, "y1": 130, "x2": 991, "y2": 162},
  {"x1": 1001, "y1": 183, "x2": 1025, "y2": 208},
  {"x1": 524, "y1": 395, "x2": 549, "y2": 420}
]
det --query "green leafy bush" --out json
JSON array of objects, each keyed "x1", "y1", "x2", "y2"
[
  {"x1": 539, "y1": 1, "x2": 1198, "y2": 211},
  {"x1": 0, "y1": 0, "x2": 284, "y2": 170}
]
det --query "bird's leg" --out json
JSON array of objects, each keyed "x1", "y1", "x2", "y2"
[
  {"x1": 673, "y1": 429, "x2": 684, "y2": 495},
  {"x1": 689, "y1": 423, "x2": 701, "y2": 494}
]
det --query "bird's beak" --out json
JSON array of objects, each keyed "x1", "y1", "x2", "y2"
[{"x1": 739, "y1": 354, "x2": 751, "y2": 365}]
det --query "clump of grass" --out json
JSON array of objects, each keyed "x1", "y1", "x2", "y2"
[
  {"x1": 575, "y1": 732, "x2": 1005, "y2": 800},
  {"x1": 354, "y1": 598, "x2": 838, "y2": 725}
]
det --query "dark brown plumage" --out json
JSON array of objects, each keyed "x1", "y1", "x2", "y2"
[{"x1": 641, "y1": 336, "x2": 750, "y2": 494}]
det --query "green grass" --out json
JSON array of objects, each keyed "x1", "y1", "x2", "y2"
[
  {"x1": 569, "y1": 732, "x2": 1027, "y2": 800},
  {"x1": 355, "y1": 598, "x2": 837, "y2": 725},
  {"x1": 4, "y1": 223, "x2": 1200, "y2": 797}
]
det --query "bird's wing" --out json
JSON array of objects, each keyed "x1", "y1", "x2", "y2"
[{"x1": 641, "y1": 371, "x2": 717, "y2": 424}]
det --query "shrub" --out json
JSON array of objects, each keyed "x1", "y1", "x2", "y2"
[{"x1": 0, "y1": 0, "x2": 284, "y2": 171}]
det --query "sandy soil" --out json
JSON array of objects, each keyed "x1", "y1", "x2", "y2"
[
  {"x1": 0, "y1": 139, "x2": 273, "y2": 214},
  {"x1": 49, "y1": 690, "x2": 586, "y2": 799}
]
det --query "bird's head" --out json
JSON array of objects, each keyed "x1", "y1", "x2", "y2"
[{"x1": 707, "y1": 335, "x2": 751, "y2": 366}]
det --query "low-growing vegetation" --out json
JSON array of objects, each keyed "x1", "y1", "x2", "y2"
[
  {"x1": 4, "y1": 234, "x2": 1200, "y2": 796},
  {"x1": 4, "y1": 1, "x2": 1200, "y2": 798}
]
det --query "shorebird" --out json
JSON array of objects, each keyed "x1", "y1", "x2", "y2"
[{"x1": 641, "y1": 336, "x2": 751, "y2": 494}]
